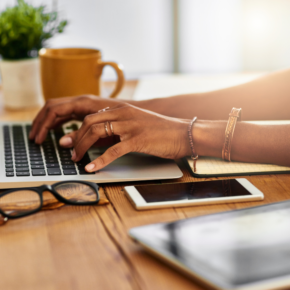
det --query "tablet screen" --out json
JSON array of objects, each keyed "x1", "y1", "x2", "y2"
[
  {"x1": 130, "y1": 200, "x2": 290, "y2": 289},
  {"x1": 135, "y1": 180, "x2": 251, "y2": 203}
]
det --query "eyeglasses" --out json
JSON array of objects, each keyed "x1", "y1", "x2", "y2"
[{"x1": 0, "y1": 181, "x2": 100, "y2": 224}]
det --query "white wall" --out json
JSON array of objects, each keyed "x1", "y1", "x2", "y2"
[
  {"x1": 178, "y1": 0, "x2": 242, "y2": 73},
  {"x1": 0, "y1": 0, "x2": 173, "y2": 79},
  {"x1": 2, "y1": 0, "x2": 290, "y2": 75},
  {"x1": 178, "y1": 0, "x2": 290, "y2": 73},
  {"x1": 242, "y1": 0, "x2": 290, "y2": 71}
]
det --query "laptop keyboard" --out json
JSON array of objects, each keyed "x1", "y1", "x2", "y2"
[{"x1": 3, "y1": 125, "x2": 93, "y2": 177}]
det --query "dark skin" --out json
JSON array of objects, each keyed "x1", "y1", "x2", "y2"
[{"x1": 29, "y1": 68, "x2": 290, "y2": 172}]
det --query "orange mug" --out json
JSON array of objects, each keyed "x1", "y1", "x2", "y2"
[{"x1": 39, "y1": 48, "x2": 125, "y2": 100}]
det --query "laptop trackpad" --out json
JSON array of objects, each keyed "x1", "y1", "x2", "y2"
[{"x1": 88, "y1": 148, "x2": 183, "y2": 181}]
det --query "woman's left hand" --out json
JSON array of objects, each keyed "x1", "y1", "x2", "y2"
[{"x1": 59, "y1": 104, "x2": 192, "y2": 172}]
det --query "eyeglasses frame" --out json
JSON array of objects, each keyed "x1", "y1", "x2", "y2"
[{"x1": 0, "y1": 180, "x2": 100, "y2": 220}]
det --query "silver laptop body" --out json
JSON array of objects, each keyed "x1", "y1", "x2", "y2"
[{"x1": 0, "y1": 121, "x2": 183, "y2": 189}]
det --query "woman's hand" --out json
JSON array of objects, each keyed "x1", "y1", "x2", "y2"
[
  {"x1": 29, "y1": 95, "x2": 124, "y2": 144},
  {"x1": 59, "y1": 104, "x2": 192, "y2": 172}
]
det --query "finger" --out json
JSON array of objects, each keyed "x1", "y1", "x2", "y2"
[
  {"x1": 35, "y1": 101, "x2": 84, "y2": 144},
  {"x1": 59, "y1": 131, "x2": 77, "y2": 148},
  {"x1": 74, "y1": 108, "x2": 123, "y2": 148},
  {"x1": 50, "y1": 115, "x2": 75, "y2": 129},
  {"x1": 60, "y1": 130, "x2": 120, "y2": 149},
  {"x1": 72, "y1": 123, "x2": 109, "y2": 161},
  {"x1": 29, "y1": 97, "x2": 71, "y2": 139},
  {"x1": 85, "y1": 141, "x2": 132, "y2": 172},
  {"x1": 30, "y1": 101, "x2": 54, "y2": 140},
  {"x1": 94, "y1": 135, "x2": 120, "y2": 147}
]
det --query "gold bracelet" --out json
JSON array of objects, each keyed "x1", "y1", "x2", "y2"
[
  {"x1": 188, "y1": 117, "x2": 198, "y2": 172},
  {"x1": 222, "y1": 108, "x2": 242, "y2": 161}
]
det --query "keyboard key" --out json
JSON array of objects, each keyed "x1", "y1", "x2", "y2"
[
  {"x1": 29, "y1": 153, "x2": 42, "y2": 157},
  {"x1": 15, "y1": 156, "x2": 27, "y2": 160},
  {"x1": 15, "y1": 160, "x2": 28, "y2": 164},
  {"x1": 45, "y1": 156, "x2": 58, "y2": 161},
  {"x1": 44, "y1": 152, "x2": 57, "y2": 157},
  {"x1": 5, "y1": 168, "x2": 14, "y2": 172},
  {"x1": 46, "y1": 159, "x2": 59, "y2": 164},
  {"x1": 59, "y1": 152, "x2": 71, "y2": 157},
  {"x1": 43, "y1": 147, "x2": 54, "y2": 151},
  {"x1": 16, "y1": 172, "x2": 30, "y2": 176},
  {"x1": 14, "y1": 146, "x2": 26, "y2": 150},
  {"x1": 43, "y1": 150, "x2": 55, "y2": 155},
  {"x1": 15, "y1": 152, "x2": 27, "y2": 156},
  {"x1": 47, "y1": 168, "x2": 61, "y2": 175},
  {"x1": 29, "y1": 146, "x2": 41, "y2": 150},
  {"x1": 31, "y1": 165, "x2": 45, "y2": 169},
  {"x1": 14, "y1": 148, "x2": 27, "y2": 152},
  {"x1": 60, "y1": 157, "x2": 72, "y2": 162},
  {"x1": 16, "y1": 163, "x2": 29, "y2": 168},
  {"x1": 29, "y1": 157, "x2": 43, "y2": 161},
  {"x1": 30, "y1": 161, "x2": 44, "y2": 165},
  {"x1": 6, "y1": 172, "x2": 14, "y2": 177},
  {"x1": 32, "y1": 169, "x2": 46, "y2": 176},
  {"x1": 79, "y1": 170, "x2": 95, "y2": 175},
  {"x1": 63, "y1": 169, "x2": 77, "y2": 175},
  {"x1": 46, "y1": 163, "x2": 60, "y2": 168},
  {"x1": 16, "y1": 167, "x2": 30, "y2": 172},
  {"x1": 5, "y1": 164, "x2": 13, "y2": 168},
  {"x1": 61, "y1": 161, "x2": 74, "y2": 165},
  {"x1": 62, "y1": 165, "x2": 76, "y2": 169},
  {"x1": 58, "y1": 149, "x2": 71, "y2": 155}
]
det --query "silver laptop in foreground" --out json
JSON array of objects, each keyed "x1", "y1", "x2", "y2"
[{"x1": 0, "y1": 121, "x2": 183, "y2": 189}]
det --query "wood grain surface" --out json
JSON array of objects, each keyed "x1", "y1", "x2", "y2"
[{"x1": 0, "y1": 81, "x2": 290, "y2": 290}]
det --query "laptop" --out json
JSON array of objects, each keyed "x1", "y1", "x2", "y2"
[
  {"x1": 0, "y1": 121, "x2": 183, "y2": 189},
  {"x1": 129, "y1": 200, "x2": 290, "y2": 290}
]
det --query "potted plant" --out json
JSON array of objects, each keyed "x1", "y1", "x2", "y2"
[{"x1": 0, "y1": 0, "x2": 67, "y2": 109}]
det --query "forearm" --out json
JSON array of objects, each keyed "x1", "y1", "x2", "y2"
[
  {"x1": 128, "y1": 68, "x2": 290, "y2": 120},
  {"x1": 193, "y1": 120, "x2": 290, "y2": 166}
]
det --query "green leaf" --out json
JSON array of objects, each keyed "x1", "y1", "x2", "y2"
[{"x1": 0, "y1": 0, "x2": 68, "y2": 59}]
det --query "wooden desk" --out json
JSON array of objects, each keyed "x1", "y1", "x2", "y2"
[{"x1": 0, "y1": 81, "x2": 290, "y2": 290}]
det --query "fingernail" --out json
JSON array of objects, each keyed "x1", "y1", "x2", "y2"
[
  {"x1": 71, "y1": 149, "x2": 76, "y2": 160},
  {"x1": 85, "y1": 163, "x2": 95, "y2": 172},
  {"x1": 59, "y1": 136, "x2": 72, "y2": 146}
]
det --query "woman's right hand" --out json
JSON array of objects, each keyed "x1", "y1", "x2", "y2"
[{"x1": 29, "y1": 95, "x2": 124, "y2": 144}]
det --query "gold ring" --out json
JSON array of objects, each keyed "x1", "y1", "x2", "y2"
[
  {"x1": 109, "y1": 122, "x2": 114, "y2": 135},
  {"x1": 104, "y1": 122, "x2": 109, "y2": 136},
  {"x1": 98, "y1": 107, "x2": 110, "y2": 113}
]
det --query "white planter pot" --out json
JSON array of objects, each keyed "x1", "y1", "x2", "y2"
[{"x1": 0, "y1": 58, "x2": 44, "y2": 109}]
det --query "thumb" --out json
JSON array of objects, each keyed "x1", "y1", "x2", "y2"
[{"x1": 59, "y1": 131, "x2": 77, "y2": 148}]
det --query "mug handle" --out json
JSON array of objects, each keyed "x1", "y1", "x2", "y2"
[{"x1": 96, "y1": 61, "x2": 125, "y2": 98}]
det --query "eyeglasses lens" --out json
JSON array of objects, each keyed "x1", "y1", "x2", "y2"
[
  {"x1": 0, "y1": 190, "x2": 41, "y2": 217},
  {"x1": 53, "y1": 182, "x2": 98, "y2": 203}
]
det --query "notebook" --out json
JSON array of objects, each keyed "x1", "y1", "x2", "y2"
[{"x1": 186, "y1": 156, "x2": 290, "y2": 178}]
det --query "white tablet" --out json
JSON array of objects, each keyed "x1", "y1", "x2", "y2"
[
  {"x1": 129, "y1": 200, "x2": 290, "y2": 290},
  {"x1": 125, "y1": 178, "x2": 264, "y2": 210}
]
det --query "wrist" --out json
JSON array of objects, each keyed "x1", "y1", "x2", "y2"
[{"x1": 192, "y1": 120, "x2": 226, "y2": 158}]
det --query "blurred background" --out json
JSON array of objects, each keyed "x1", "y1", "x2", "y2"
[{"x1": 1, "y1": 0, "x2": 290, "y2": 80}]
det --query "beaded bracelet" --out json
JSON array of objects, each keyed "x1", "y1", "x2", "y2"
[
  {"x1": 188, "y1": 117, "x2": 198, "y2": 172},
  {"x1": 222, "y1": 107, "x2": 242, "y2": 161}
]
